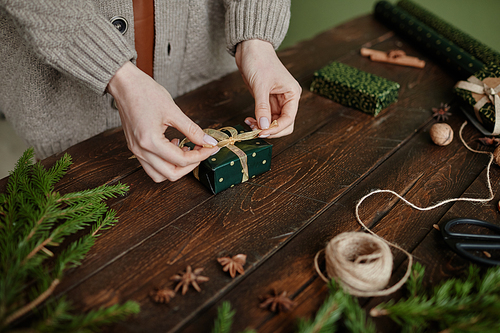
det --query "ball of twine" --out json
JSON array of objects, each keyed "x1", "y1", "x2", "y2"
[{"x1": 325, "y1": 232, "x2": 393, "y2": 296}]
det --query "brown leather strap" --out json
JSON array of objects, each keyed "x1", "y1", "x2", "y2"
[{"x1": 132, "y1": 0, "x2": 155, "y2": 77}]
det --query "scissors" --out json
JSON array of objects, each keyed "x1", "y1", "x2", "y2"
[{"x1": 441, "y1": 218, "x2": 500, "y2": 266}]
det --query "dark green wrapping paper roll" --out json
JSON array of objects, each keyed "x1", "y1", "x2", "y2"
[
  {"x1": 310, "y1": 61, "x2": 400, "y2": 116},
  {"x1": 374, "y1": 1, "x2": 484, "y2": 78},
  {"x1": 398, "y1": 0, "x2": 500, "y2": 67},
  {"x1": 185, "y1": 125, "x2": 272, "y2": 194},
  {"x1": 454, "y1": 63, "x2": 500, "y2": 135}
]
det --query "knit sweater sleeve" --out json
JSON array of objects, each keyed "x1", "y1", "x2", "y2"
[
  {"x1": 1, "y1": 0, "x2": 136, "y2": 94},
  {"x1": 224, "y1": 0, "x2": 291, "y2": 56}
]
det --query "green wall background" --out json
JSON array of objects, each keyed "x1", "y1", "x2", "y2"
[{"x1": 280, "y1": 0, "x2": 500, "y2": 52}]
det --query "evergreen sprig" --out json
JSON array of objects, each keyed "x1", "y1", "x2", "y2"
[
  {"x1": 211, "y1": 280, "x2": 374, "y2": 333},
  {"x1": 212, "y1": 263, "x2": 500, "y2": 333},
  {"x1": 371, "y1": 262, "x2": 500, "y2": 333},
  {"x1": 0, "y1": 148, "x2": 139, "y2": 332},
  {"x1": 297, "y1": 280, "x2": 375, "y2": 333}
]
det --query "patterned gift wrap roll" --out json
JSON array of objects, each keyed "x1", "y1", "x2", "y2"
[
  {"x1": 374, "y1": 1, "x2": 484, "y2": 78},
  {"x1": 310, "y1": 61, "x2": 400, "y2": 116},
  {"x1": 184, "y1": 125, "x2": 272, "y2": 194},
  {"x1": 454, "y1": 63, "x2": 500, "y2": 135},
  {"x1": 398, "y1": 0, "x2": 500, "y2": 67}
]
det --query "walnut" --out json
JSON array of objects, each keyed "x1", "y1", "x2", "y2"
[{"x1": 430, "y1": 123, "x2": 453, "y2": 146}]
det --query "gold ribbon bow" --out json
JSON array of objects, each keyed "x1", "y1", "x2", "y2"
[
  {"x1": 180, "y1": 120, "x2": 277, "y2": 182},
  {"x1": 455, "y1": 76, "x2": 500, "y2": 135}
]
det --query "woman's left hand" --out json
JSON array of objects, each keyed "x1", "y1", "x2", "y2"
[{"x1": 235, "y1": 39, "x2": 301, "y2": 138}]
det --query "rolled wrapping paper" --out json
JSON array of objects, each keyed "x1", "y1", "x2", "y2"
[
  {"x1": 374, "y1": 1, "x2": 484, "y2": 78},
  {"x1": 398, "y1": 0, "x2": 500, "y2": 67}
]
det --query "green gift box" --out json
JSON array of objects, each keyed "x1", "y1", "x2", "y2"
[
  {"x1": 183, "y1": 125, "x2": 272, "y2": 194},
  {"x1": 310, "y1": 61, "x2": 400, "y2": 116},
  {"x1": 454, "y1": 63, "x2": 500, "y2": 135}
]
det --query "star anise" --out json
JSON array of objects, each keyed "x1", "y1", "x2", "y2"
[
  {"x1": 170, "y1": 265, "x2": 209, "y2": 295},
  {"x1": 217, "y1": 254, "x2": 246, "y2": 278},
  {"x1": 432, "y1": 103, "x2": 452, "y2": 121},
  {"x1": 259, "y1": 289, "x2": 296, "y2": 313},
  {"x1": 478, "y1": 136, "x2": 500, "y2": 147},
  {"x1": 149, "y1": 287, "x2": 176, "y2": 303}
]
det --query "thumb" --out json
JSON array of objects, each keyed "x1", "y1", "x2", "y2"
[
  {"x1": 171, "y1": 110, "x2": 218, "y2": 147},
  {"x1": 253, "y1": 86, "x2": 272, "y2": 130}
]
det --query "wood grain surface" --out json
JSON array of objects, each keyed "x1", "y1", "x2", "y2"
[{"x1": 4, "y1": 14, "x2": 498, "y2": 333}]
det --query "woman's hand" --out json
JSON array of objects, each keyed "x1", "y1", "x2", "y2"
[
  {"x1": 235, "y1": 39, "x2": 301, "y2": 138},
  {"x1": 107, "y1": 61, "x2": 219, "y2": 183}
]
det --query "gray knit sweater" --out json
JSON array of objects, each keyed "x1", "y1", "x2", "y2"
[{"x1": 0, "y1": 0, "x2": 290, "y2": 159}]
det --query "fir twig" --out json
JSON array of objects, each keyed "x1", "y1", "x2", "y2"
[
  {"x1": 297, "y1": 280, "x2": 375, "y2": 333},
  {"x1": 4, "y1": 279, "x2": 60, "y2": 326},
  {"x1": 371, "y1": 262, "x2": 500, "y2": 332},
  {"x1": 212, "y1": 301, "x2": 235, "y2": 333},
  {"x1": 0, "y1": 148, "x2": 138, "y2": 331}
]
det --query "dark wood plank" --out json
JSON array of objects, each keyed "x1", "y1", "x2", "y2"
[
  {"x1": 363, "y1": 137, "x2": 500, "y2": 332},
  {"x1": 54, "y1": 13, "x2": 432, "y2": 296},
  {"x1": 178, "y1": 113, "x2": 488, "y2": 333},
  {"x1": 61, "y1": 81, "x2": 451, "y2": 333},
  {"x1": 4, "y1": 13, "x2": 477, "y2": 333},
  {"x1": 46, "y1": 13, "x2": 465, "y2": 332}
]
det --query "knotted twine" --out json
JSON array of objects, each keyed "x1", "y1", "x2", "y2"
[{"x1": 315, "y1": 121, "x2": 495, "y2": 297}]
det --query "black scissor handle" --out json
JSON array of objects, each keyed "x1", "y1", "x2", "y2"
[{"x1": 441, "y1": 218, "x2": 500, "y2": 266}]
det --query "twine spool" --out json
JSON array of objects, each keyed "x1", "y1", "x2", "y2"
[
  {"x1": 325, "y1": 232, "x2": 392, "y2": 296},
  {"x1": 315, "y1": 121, "x2": 495, "y2": 297}
]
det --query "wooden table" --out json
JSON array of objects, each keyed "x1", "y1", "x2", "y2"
[{"x1": 10, "y1": 14, "x2": 500, "y2": 332}]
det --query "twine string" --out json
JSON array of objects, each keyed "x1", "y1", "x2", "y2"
[{"x1": 315, "y1": 121, "x2": 495, "y2": 297}]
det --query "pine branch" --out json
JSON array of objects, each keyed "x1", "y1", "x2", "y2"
[
  {"x1": 212, "y1": 301, "x2": 235, "y2": 333},
  {"x1": 0, "y1": 149, "x2": 139, "y2": 331},
  {"x1": 296, "y1": 293, "x2": 341, "y2": 333},
  {"x1": 371, "y1": 263, "x2": 500, "y2": 332},
  {"x1": 297, "y1": 280, "x2": 374, "y2": 333},
  {"x1": 60, "y1": 301, "x2": 140, "y2": 332},
  {"x1": 4, "y1": 279, "x2": 60, "y2": 326}
]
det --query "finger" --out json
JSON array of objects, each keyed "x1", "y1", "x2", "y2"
[
  {"x1": 168, "y1": 109, "x2": 219, "y2": 148},
  {"x1": 260, "y1": 93, "x2": 300, "y2": 137},
  {"x1": 137, "y1": 157, "x2": 167, "y2": 183},
  {"x1": 244, "y1": 117, "x2": 258, "y2": 130},
  {"x1": 156, "y1": 140, "x2": 219, "y2": 167},
  {"x1": 138, "y1": 149, "x2": 203, "y2": 182},
  {"x1": 252, "y1": 85, "x2": 272, "y2": 131}
]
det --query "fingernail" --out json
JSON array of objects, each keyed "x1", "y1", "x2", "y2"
[
  {"x1": 244, "y1": 119, "x2": 252, "y2": 126},
  {"x1": 204, "y1": 134, "x2": 218, "y2": 146},
  {"x1": 210, "y1": 147, "x2": 221, "y2": 156},
  {"x1": 259, "y1": 117, "x2": 270, "y2": 130},
  {"x1": 259, "y1": 134, "x2": 270, "y2": 138}
]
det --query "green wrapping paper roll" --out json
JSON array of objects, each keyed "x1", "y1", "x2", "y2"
[
  {"x1": 374, "y1": 1, "x2": 484, "y2": 78},
  {"x1": 398, "y1": 0, "x2": 500, "y2": 67}
]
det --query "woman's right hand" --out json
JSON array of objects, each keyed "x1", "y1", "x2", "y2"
[{"x1": 107, "y1": 61, "x2": 219, "y2": 183}]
